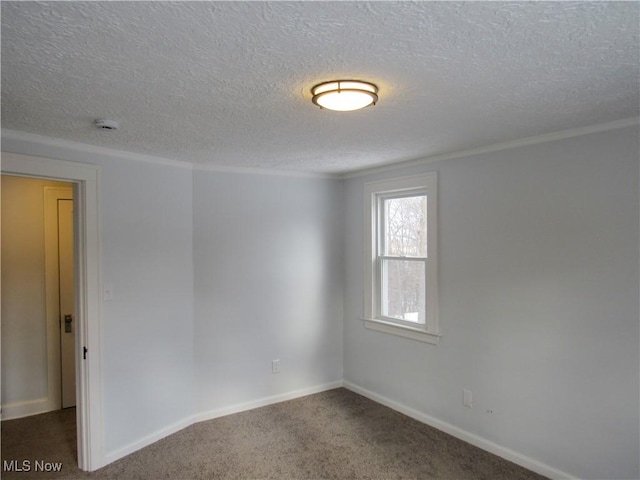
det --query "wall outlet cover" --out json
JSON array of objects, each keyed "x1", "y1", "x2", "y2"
[{"x1": 463, "y1": 389, "x2": 472, "y2": 408}]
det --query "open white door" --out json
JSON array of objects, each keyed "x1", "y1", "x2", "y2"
[
  {"x1": 58, "y1": 198, "x2": 76, "y2": 408},
  {"x1": 44, "y1": 188, "x2": 76, "y2": 410}
]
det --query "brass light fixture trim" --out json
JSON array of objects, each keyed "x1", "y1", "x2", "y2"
[{"x1": 311, "y1": 80, "x2": 379, "y2": 112}]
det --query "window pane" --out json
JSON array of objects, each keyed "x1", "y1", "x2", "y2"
[
  {"x1": 381, "y1": 259, "x2": 425, "y2": 323},
  {"x1": 384, "y1": 195, "x2": 427, "y2": 257}
]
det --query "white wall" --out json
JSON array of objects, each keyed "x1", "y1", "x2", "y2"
[
  {"x1": 1, "y1": 136, "x2": 195, "y2": 457},
  {"x1": 1, "y1": 176, "x2": 70, "y2": 413},
  {"x1": 343, "y1": 126, "x2": 640, "y2": 480},
  {"x1": 193, "y1": 171, "x2": 344, "y2": 414}
]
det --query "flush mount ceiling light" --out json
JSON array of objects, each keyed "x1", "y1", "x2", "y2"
[{"x1": 311, "y1": 80, "x2": 378, "y2": 112}]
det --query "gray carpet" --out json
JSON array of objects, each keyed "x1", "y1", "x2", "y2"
[{"x1": 2, "y1": 388, "x2": 547, "y2": 479}]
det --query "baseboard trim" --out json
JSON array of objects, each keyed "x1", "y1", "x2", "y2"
[
  {"x1": 343, "y1": 381, "x2": 576, "y2": 480},
  {"x1": 1, "y1": 397, "x2": 51, "y2": 421},
  {"x1": 196, "y1": 380, "x2": 344, "y2": 423},
  {"x1": 104, "y1": 414, "x2": 196, "y2": 465},
  {"x1": 104, "y1": 380, "x2": 343, "y2": 466}
]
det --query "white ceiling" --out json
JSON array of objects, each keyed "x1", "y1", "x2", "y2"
[{"x1": 2, "y1": 1, "x2": 638, "y2": 175}]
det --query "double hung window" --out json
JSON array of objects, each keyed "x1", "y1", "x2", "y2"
[{"x1": 363, "y1": 173, "x2": 439, "y2": 343}]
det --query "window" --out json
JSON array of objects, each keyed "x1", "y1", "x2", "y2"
[{"x1": 363, "y1": 173, "x2": 439, "y2": 344}]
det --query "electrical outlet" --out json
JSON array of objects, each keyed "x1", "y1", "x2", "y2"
[
  {"x1": 463, "y1": 389, "x2": 472, "y2": 408},
  {"x1": 272, "y1": 359, "x2": 280, "y2": 374}
]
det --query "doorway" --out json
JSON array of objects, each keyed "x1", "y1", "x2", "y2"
[
  {"x1": 1, "y1": 152, "x2": 104, "y2": 471},
  {"x1": 1, "y1": 178, "x2": 76, "y2": 455},
  {"x1": 1, "y1": 178, "x2": 76, "y2": 411}
]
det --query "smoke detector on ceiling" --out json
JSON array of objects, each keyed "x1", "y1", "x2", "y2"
[{"x1": 94, "y1": 118, "x2": 119, "y2": 131}]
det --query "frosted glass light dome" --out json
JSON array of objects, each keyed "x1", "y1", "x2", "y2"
[{"x1": 311, "y1": 80, "x2": 378, "y2": 111}]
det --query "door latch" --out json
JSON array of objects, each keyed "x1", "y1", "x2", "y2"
[{"x1": 64, "y1": 314, "x2": 73, "y2": 333}]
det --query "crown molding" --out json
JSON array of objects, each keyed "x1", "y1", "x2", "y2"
[
  {"x1": 193, "y1": 162, "x2": 339, "y2": 180},
  {"x1": 340, "y1": 117, "x2": 640, "y2": 179},
  {"x1": 1, "y1": 129, "x2": 193, "y2": 169},
  {"x1": 1, "y1": 129, "x2": 340, "y2": 179},
  {"x1": 3, "y1": 116, "x2": 638, "y2": 180}
]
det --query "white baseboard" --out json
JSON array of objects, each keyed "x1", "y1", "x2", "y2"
[
  {"x1": 343, "y1": 381, "x2": 576, "y2": 480},
  {"x1": 105, "y1": 414, "x2": 196, "y2": 465},
  {"x1": 196, "y1": 380, "x2": 344, "y2": 423},
  {"x1": 105, "y1": 380, "x2": 343, "y2": 466},
  {"x1": 102, "y1": 379, "x2": 577, "y2": 478},
  {"x1": 1, "y1": 397, "x2": 51, "y2": 421}
]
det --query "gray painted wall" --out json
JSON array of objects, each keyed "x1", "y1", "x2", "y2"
[
  {"x1": 2, "y1": 124, "x2": 638, "y2": 479},
  {"x1": 193, "y1": 171, "x2": 344, "y2": 413},
  {"x1": 343, "y1": 126, "x2": 639, "y2": 480},
  {"x1": 99, "y1": 157, "x2": 195, "y2": 453}
]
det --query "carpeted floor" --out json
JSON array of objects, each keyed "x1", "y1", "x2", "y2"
[{"x1": 1, "y1": 388, "x2": 547, "y2": 480}]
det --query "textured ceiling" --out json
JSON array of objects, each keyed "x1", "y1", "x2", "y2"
[{"x1": 2, "y1": 1, "x2": 639, "y2": 174}]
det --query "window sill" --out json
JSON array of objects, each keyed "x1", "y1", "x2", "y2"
[{"x1": 360, "y1": 317, "x2": 441, "y2": 345}]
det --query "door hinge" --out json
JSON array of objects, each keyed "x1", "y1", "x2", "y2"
[{"x1": 83, "y1": 346, "x2": 88, "y2": 360}]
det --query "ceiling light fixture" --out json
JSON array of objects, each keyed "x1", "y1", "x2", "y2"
[{"x1": 311, "y1": 80, "x2": 378, "y2": 112}]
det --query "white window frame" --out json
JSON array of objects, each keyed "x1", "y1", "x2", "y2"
[{"x1": 362, "y1": 173, "x2": 440, "y2": 344}]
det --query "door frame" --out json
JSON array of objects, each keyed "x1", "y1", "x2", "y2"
[{"x1": 1, "y1": 152, "x2": 104, "y2": 471}]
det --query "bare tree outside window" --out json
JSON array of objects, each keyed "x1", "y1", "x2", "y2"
[{"x1": 381, "y1": 195, "x2": 427, "y2": 323}]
